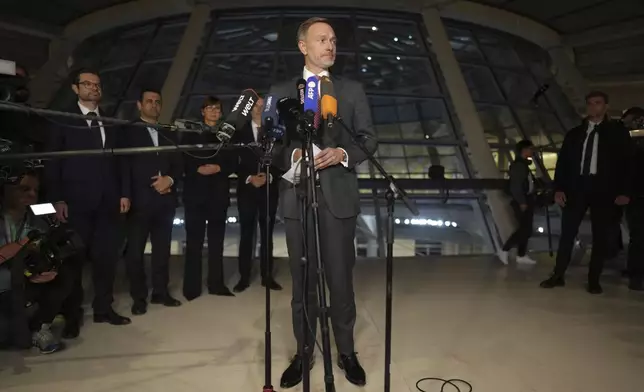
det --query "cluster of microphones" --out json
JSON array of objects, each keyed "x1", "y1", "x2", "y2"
[{"x1": 172, "y1": 75, "x2": 338, "y2": 149}]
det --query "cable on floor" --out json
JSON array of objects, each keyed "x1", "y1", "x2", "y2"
[{"x1": 416, "y1": 377, "x2": 473, "y2": 392}]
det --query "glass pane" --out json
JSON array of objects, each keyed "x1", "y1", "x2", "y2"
[
  {"x1": 515, "y1": 109, "x2": 554, "y2": 146},
  {"x1": 404, "y1": 145, "x2": 430, "y2": 156},
  {"x1": 124, "y1": 60, "x2": 172, "y2": 100},
  {"x1": 446, "y1": 28, "x2": 483, "y2": 63},
  {"x1": 418, "y1": 98, "x2": 455, "y2": 140},
  {"x1": 280, "y1": 16, "x2": 354, "y2": 50},
  {"x1": 275, "y1": 54, "x2": 357, "y2": 81},
  {"x1": 99, "y1": 66, "x2": 136, "y2": 105},
  {"x1": 100, "y1": 26, "x2": 155, "y2": 69},
  {"x1": 537, "y1": 111, "x2": 566, "y2": 141},
  {"x1": 494, "y1": 69, "x2": 541, "y2": 107},
  {"x1": 193, "y1": 54, "x2": 275, "y2": 95},
  {"x1": 147, "y1": 22, "x2": 187, "y2": 60},
  {"x1": 356, "y1": 160, "x2": 370, "y2": 179},
  {"x1": 400, "y1": 122, "x2": 426, "y2": 139},
  {"x1": 432, "y1": 146, "x2": 467, "y2": 178},
  {"x1": 460, "y1": 64, "x2": 503, "y2": 103},
  {"x1": 377, "y1": 144, "x2": 405, "y2": 157},
  {"x1": 375, "y1": 124, "x2": 402, "y2": 139},
  {"x1": 378, "y1": 158, "x2": 409, "y2": 178},
  {"x1": 407, "y1": 155, "x2": 430, "y2": 178},
  {"x1": 359, "y1": 55, "x2": 440, "y2": 97},
  {"x1": 479, "y1": 44, "x2": 524, "y2": 69},
  {"x1": 476, "y1": 105, "x2": 522, "y2": 144},
  {"x1": 114, "y1": 100, "x2": 138, "y2": 120},
  {"x1": 356, "y1": 18, "x2": 425, "y2": 54},
  {"x1": 209, "y1": 16, "x2": 280, "y2": 52}
]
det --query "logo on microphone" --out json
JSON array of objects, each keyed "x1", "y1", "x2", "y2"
[
  {"x1": 232, "y1": 95, "x2": 245, "y2": 112},
  {"x1": 264, "y1": 96, "x2": 272, "y2": 112},
  {"x1": 241, "y1": 97, "x2": 255, "y2": 117}
]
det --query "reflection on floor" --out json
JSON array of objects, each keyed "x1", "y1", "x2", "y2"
[{"x1": 1, "y1": 256, "x2": 644, "y2": 392}]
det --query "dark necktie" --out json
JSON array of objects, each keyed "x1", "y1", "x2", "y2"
[
  {"x1": 86, "y1": 111, "x2": 102, "y2": 147},
  {"x1": 582, "y1": 126, "x2": 597, "y2": 176}
]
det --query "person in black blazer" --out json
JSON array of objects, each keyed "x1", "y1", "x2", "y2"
[
  {"x1": 44, "y1": 69, "x2": 131, "y2": 339},
  {"x1": 540, "y1": 91, "x2": 633, "y2": 294},
  {"x1": 120, "y1": 89, "x2": 182, "y2": 315},
  {"x1": 270, "y1": 17, "x2": 377, "y2": 389},
  {"x1": 231, "y1": 97, "x2": 283, "y2": 293},
  {"x1": 182, "y1": 96, "x2": 236, "y2": 300},
  {"x1": 499, "y1": 140, "x2": 537, "y2": 265}
]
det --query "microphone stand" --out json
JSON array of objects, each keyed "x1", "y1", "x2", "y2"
[
  {"x1": 299, "y1": 113, "x2": 335, "y2": 392},
  {"x1": 331, "y1": 116, "x2": 419, "y2": 392}
]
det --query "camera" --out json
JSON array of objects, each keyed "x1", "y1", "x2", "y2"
[{"x1": 22, "y1": 203, "x2": 84, "y2": 277}]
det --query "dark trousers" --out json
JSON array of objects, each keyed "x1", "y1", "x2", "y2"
[
  {"x1": 61, "y1": 197, "x2": 120, "y2": 318},
  {"x1": 237, "y1": 183, "x2": 279, "y2": 281},
  {"x1": 183, "y1": 200, "x2": 228, "y2": 297},
  {"x1": 554, "y1": 179, "x2": 618, "y2": 283},
  {"x1": 626, "y1": 198, "x2": 644, "y2": 284},
  {"x1": 125, "y1": 203, "x2": 175, "y2": 301},
  {"x1": 285, "y1": 189, "x2": 357, "y2": 356},
  {"x1": 503, "y1": 200, "x2": 534, "y2": 256},
  {"x1": 25, "y1": 263, "x2": 74, "y2": 330}
]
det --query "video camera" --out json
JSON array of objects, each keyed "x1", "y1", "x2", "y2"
[{"x1": 21, "y1": 203, "x2": 84, "y2": 277}]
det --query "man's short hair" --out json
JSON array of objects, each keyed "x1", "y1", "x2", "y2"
[
  {"x1": 297, "y1": 17, "x2": 332, "y2": 43},
  {"x1": 515, "y1": 139, "x2": 534, "y2": 153},
  {"x1": 139, "y1": 88, "x2": 162, "y2": 102},
  {"x1": 585, "y1": 91, "x2": 609, "y2": 104},
  {"x1": 201, "y1": 96, "x2": 221, "y2": 110},
  {"x1": 622, "y1": 106, "x2": 644, "y2": 119},
  {"x1": 72, "y1": 68, "x2": 100, "y2": 84}
]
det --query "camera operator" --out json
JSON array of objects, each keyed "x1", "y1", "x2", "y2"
[
  {"x1": 499, "y1": 140, "x2": 538, "y2": 265},
  {"x1": 621, "y1": 107, "x2": 644, "y2": 291},
  {"x1": 0, "y1": 172, "x2": 72, "y2": 354}
]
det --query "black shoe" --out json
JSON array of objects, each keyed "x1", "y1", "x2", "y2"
[
  {"x1": 628, "y1": 280, "x2": 644, "y2": 291},
  {"x1": 586, "y1": 282, "x2": 603, "y2": 295},
  {"x1": 338, "y1": 353, "x2": 366, "y2": 386},
  {"x1": 62, "y1": 321, "x2": 80, "y2": 339},
  {"x1": 131, "y1": 300, "x2": 147, "y2": 315},
  {"x1": 280, "y1": 354, "x2": 315, "y2": 389},
  {"x1": 151, "y1": 293, "x2": 182, "y2": 307},
  {"x1": 93, "y1": 309, "x2": 132, "y2": 325},
  {"x1": 261, "y1": 278, "x2": 283, "y2": 291},
  {"x1": 208, "y1": 286, "x2": 235, "y2": 297},
  {"x1": 233, "y1": 279, "x2": 250, "y2": 293},
  {"x1": 184, "y1": 292, "x2": 202, "y2": 301},
  {"x1": 540, "y1": 275, "x2": 565, "y2": 288}
]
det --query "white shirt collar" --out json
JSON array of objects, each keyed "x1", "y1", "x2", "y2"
[
  {"x1": 78, "y1": 101, "x2": 99, "y2": 115},
  {"x1": 303, "y1": 67, "x2": 330, "y2": 80}
]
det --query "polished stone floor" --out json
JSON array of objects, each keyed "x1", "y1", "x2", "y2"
[{"x1": 1, "y1": 256, "x2": 643, "y2": 392}]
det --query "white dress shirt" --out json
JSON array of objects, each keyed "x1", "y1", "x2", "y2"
[
  {"x1": 147, "y1": 126, "x2": 159, "y2": 147},
  {"x1": 580, "y1": 121, "x2": 599, "y2": 175},
  {"x1": 290, "y1": 67, "x2": 349, "y2": 170},
  {"x1": 78, "y1": 102, "x2": 105, "y2": 147}
]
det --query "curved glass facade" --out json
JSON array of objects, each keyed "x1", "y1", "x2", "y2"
[{"x1": 50, "y1": 9, "x2": 578, "y2": 256}]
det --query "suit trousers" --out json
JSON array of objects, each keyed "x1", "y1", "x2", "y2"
[
  {"x1": 284, "y1": 187, "x2": 357, "y2": 356},
  {"x1": 237, "y1": 183, "x2": 279, "y2": 281},
  {"x1": 61, "y1": 196, "x2": 120, "y2": 317},
  {"x1": 554, "y1": 178, "x2": 619, "y2": 283},
  {"x1": 183, "y1": 200, "x2": 228, "y2": 297},
  {"x1": 626, "y1": 198, "x2": 644, "y2": 284},
  {"x1": 125, "y1": 203, "x2": 175, "y2": 301},
  {"x1": 25, "y1": 262, "x2": 74, "y2": 330},
  {"x1": 502, "y1": 200, "x2": 534, "y2": 257}
]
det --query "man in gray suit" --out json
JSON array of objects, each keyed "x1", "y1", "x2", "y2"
[{"x1": 268, "y1": 17, "x2": 377, "y2": 389}]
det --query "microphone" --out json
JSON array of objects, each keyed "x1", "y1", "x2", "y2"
[
  {"x1": 262, "y1": 94, "x2": 278, "y2": 131},
  {"x1": 215, "y1": 89, "x2": 259, "y2": 142},
  {"x1": 320, "y1": 76, "x2": 337, "y2": 128},
  {"x1": 277, "y1": 97, "x2": 301, "y2": 122},
  {"x1": 296, "y1": 78, "x2": 306, "y2": 107},
  {"x1": 172, "y1": 119, "x2": 215, "y2": 133},
  {"x1": 303, "y1": 76, "x2": 319, "y2": 116}
]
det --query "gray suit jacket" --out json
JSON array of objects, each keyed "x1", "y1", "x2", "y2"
[{"x1": 268, "y1": 75, "x2": 377, "y2": 219}]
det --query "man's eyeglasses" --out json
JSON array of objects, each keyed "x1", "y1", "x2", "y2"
[{"x1": 77, "y1": 81, "x2": 102, "y2": 90}]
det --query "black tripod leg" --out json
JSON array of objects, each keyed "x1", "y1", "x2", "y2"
[
  {"x1": 545, "y1": 205, "x2": 553, "y2": 257},
  {"x1": 263, "y1": 161, "x2": 275, "y2": 392},
  {"x1": 301, "y1": 149, "x2": 311, "y2": 392}
]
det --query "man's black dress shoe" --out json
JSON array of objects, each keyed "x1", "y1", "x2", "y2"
[
  {"x1": 131, "y1": 300, "x2": 148, "y2": 315},
  {"x1": 540, "y1": 275, "x2": 565, "y2": 288},
  {"x1": 93, "y1": 309, "x2": 132, "y2": 325},
  {"x1": 338, "y1": 353, "x2": 366, "y2": 386},
  {"x1": 261, "y1": 278, "x2": 283, "y2": 291},
  {"x1": 233, "y1": 279, "x2": 250, "y2": 293},
  {"x1": 62, "y1": 321, "x2": 80, "y2": 339},
  {"x1": 280, "y1": 354, "x2": 315, "y2": 389},
  {"x1": 183, "y1": 291, "x2": 201, "y2": 301},
  {"x1": 586, "y1": 282, "x2": 603, "y2": 295},
  {"x1": 208, "y1": 286, "x2": 235, "y2": 297},
  {"x1": 151, "y1": 293, "x2": 182, "y2": 307}
]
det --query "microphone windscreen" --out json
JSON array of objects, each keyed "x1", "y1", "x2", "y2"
[
  {"x1": 296, "y1": 78, "x2": 306, "y2": 106},
  {"x1": 321, "y1": 95, "x2": 337, "y2": 120},
  {"x1": 216, "y1": 89, "x2": 259, "y2": 141},
  {"x1": 277, "y1": 97, "x2": 301, "y2": 122},
  {"x1": 303, "y1": 76, "x2": 319, "y2": 114},
  {"x1": 320, "y1": 76, "x2": 335, "y2": 98},
  {"x1": 261, "y1": 95, "x2": 278, "y2": 129}
]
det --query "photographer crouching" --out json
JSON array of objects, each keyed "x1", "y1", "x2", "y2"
[
  {"x1": 0, "y1": 172, "x2": 74, "y2": 353},
  {"x1": 499, "y1": 140, "x2": 538, "y2": 265}
]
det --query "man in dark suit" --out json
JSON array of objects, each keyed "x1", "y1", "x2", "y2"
[
  {"x1": 499, "y1": 140, "x2": 537, "y2": 265},
  {"x1": 270, "y1": 17, "x2": 377, "y2": 389},
  {"x1": 540, "y1": 91, "x2": 633, "y2": 294},
  {"x1": 182, "y1": 96, "x2": 236, "y2": 300},
  {"x1": 45, "y1": 69, "x2": 131, "y2": 339},
  {"x1": 231, "y1": 97, "x2": 283, "y2": 293},
  {"x1": 121, "y1": 88, "x2": 182, "y2": 315}
]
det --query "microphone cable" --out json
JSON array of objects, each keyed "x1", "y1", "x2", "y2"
[{"x1": 415, "y1": 378, "x2": 473, "y2": 392}]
